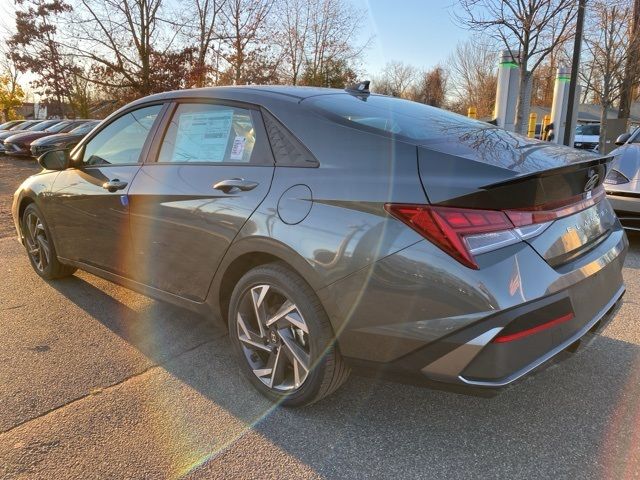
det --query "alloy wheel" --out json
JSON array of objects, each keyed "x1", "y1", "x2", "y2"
[
  {"x1": 236, "y1": 284, "x2": 311, "y2": 392},
  {"x1": 23, "y1": 211, "x2": 50, "y2": 273}
]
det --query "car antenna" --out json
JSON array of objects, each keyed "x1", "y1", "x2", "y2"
[{"x1": 345, "y1": 80, "x2": 370, "y2": 96}]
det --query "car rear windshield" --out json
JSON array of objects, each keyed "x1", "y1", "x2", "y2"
[{"x1": 308, "y1": 94, "x2": 499, "y2": 143}]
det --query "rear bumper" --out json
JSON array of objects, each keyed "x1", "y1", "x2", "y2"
[
  {"x1": 322, "y1": 224, "x2": 627, "y2": 389},
  {"x1": 456, "y1": 285, "x2": 624, "y2": 387}
]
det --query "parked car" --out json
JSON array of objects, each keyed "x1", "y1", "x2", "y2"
[
  {"x1": 0, "y1": 120, "x2": 25, "y2": 131},
  {"x1": 604, "y1": 128, "x2": 640, "y2": 230},
  {"x1": 30, "y1": 120, "x2": 100, "y2": 158},
  {"x1": 1, "y1": 120, "x2": 60, "y2": 155},
  {"x1": 12, "y1": 85, "x2": 627, "y2": 406},
  {"x1": 2, "y1": 119, "x2": 87, "y2": 156},
  {"x1": 574, "y1": 123, "x2": 600, "y2": 151},
  {"x1": 0, "y1": 120, "x2": 44, "y2": 153}
]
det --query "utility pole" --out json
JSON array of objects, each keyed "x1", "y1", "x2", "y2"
[
  {"x1": 564, "y1": 0, "x2": 587, "y2": 146},
  {"x1": 618, "y1": 0, "x2": 640, "y2": 123}
]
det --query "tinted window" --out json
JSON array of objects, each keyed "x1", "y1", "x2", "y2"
[
  {"x1": 13, "y1": 121, "x2": 38, "y2": 131},
  {"x1": 28, "y1": 120, "x2": 60, "y2": 132},
  {"x1": 82, "y1": 105, "x2": 161, "y2": 166},
  {"x1": 45, "y1": 121, "x2": 73, "y2": 133},
  {"x1": 70, "y1": 122, "x2": 99, "y2": 135},
  {"x1": 158, "y1": 103, "x2": 257, "y2": 163}
]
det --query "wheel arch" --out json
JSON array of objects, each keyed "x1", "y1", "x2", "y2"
[
  {"x1": 18, "y1": 195, "x2": 36, "y2": 221},
  {"x1": 209, "y1": 238, "x2": 325, "y2": 329}
]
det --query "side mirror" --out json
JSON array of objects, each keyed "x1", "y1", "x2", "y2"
[
  {"x1": 38, "y1": 149, "x2": 70, "y2": 170},
  {"x1": 615, "y1": 133, "x2": 632, "y2": 146}
]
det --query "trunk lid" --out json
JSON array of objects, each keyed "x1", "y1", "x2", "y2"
[{"x1": 417, "y1": 138, "x2": 615, "y2": 267}]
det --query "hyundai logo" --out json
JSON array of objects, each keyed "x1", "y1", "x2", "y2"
[{"x1": 584, "y1": 173, "x2": 599, "y2": 192}]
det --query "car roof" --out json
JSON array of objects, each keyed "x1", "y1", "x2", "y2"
[{"x1": 128, "y1": 85, "x2": 346, "y2": 106}]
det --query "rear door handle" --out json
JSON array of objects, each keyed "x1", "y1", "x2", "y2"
[
  {"x1": 213, "y1": 178, "x2": 259, "y2": 193},
  {"x1": 102, "y1": 179, "x2": 128, "y2": 192}
]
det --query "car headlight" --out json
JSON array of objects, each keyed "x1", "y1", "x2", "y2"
[{"x1": 604, "y1": 169, "x2": 630, "y2": 185}]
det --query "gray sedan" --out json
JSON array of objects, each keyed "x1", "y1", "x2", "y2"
[{"x1": 12, "y1": 85, "x2": 627, "y2": 406}]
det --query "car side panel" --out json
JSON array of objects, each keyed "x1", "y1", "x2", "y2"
[{"x1": 207, "y1": 120, "x2": 428, "y2": 319}]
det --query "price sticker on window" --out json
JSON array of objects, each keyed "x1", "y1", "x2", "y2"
[{"x1": 230, "y1": 136, "x2": 246, "y2": 161}]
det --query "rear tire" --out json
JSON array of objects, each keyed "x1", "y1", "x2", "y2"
[
  {"x1": 228, "y1": 262, "x2": 350, "y2": 406},
  {"x1": 22, "y1": 203, "x2": 76, "y2": 280}
]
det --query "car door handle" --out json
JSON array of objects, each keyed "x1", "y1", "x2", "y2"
[
  {"x1": 102, "y1": 179, "x2": 128, "y2": 192},
  {"x1": 213, "y1": 178, "x2": 259, "y2": 193}
]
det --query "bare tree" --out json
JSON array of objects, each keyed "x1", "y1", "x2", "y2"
[
  {"x1": 69, "y1": 0, "x2": 178, "y2": 98},
  {"x1": 410, "y1": 66, "x2": 448, "y2": 107},
  {"x1": 190, "y1": 0, "x2": 226, "y2": 87},
  {"x1": 582, "y1": 1, "x2": 631, "y2": 151},
  {"x1": 619, "y1": 0, "x2": 640, "y2": 121},
  {"x1": 456, "y1": 0, "x2": 577, "y2": 133},
  {"x1": 301, "y1": 0, "x2": 366, "y2": 86},
  {"x1": 220, "y1": 0, "x2": 275, "y2": 85},
  {"x1": 276, "y1": 0, "x2": 311, "y2": 85},
  {"x1": 372, "y1": 61, "x2": 416, "y2": 98},
  {"x1": 447, "y1": 40, "x2": 497, "y2": 118}
]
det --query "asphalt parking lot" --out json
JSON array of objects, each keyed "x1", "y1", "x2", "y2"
[{"x1": 1, "y1": 154, "x2": 639, "y2": 479}]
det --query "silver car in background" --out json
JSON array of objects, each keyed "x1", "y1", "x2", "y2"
[{"x1": 605, "y1": 128, "x2": 640, "y2": 231}]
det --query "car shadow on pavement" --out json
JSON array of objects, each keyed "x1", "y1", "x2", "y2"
[{"x1": 49, "y1": 273, "x2": 640, "y2": 479}]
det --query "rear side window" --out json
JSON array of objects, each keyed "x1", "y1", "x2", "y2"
[
  {"x1": 82, "y1": 104, "x2": 161, "y2": 166},
  {"x1": 158, "y1": 103, "x2": 258, "y2": 163}
]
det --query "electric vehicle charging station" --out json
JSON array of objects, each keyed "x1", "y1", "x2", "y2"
[
  {"x1": 494, "y1": 50, "x2": 520, "y2": 132},
  {"x1": 550, "y1": 67, "x2": 580, "y2": 146}
]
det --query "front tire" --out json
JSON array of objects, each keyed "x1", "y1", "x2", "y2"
[
  {"x1": 228, "y1": 262, "x2": 350, "y2": 406},
  {"x1": 22, "y1": 203, "x2": 76, "y2": 280}
]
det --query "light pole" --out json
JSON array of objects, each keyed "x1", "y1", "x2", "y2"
[{"x1": 564, "y1": 0, "x2": 587, "y2": 146}]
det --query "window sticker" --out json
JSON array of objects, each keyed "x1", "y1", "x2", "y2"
[
  {"x1": 173, "y1": 109, "x2": 233, "y2": 162},
  {"x1": 230, "y1": 136, "x2": 246, "y2": 161}
]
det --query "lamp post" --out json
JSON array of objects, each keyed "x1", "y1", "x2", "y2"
[{"x1": 563, "y1": 0, "x2": 587, "y2": 146}]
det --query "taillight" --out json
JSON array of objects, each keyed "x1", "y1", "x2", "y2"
[
  {"x1": 384, "y1": 204, "x2": 519, "y2": 269},
  {"x1": 385, "y1": 186, "x2": 604, "y2": 270},
  {"x1": 604, "y1": 169, "x2": 630, "y2": 185},
  {"x1": 504, "y1": 186, "x2": 605, "y2": 227}
]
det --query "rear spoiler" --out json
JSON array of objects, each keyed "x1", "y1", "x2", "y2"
[
  {"x1": 440, "y1": 156, "x2": 613, "y2": 210},
  {"x1": 482, "y1": 156, "x2": 613, "y2": 189}
]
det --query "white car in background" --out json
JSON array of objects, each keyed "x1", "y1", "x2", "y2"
[{"x1": 574, "y1": 124, "x2": 600, "y2": 152}]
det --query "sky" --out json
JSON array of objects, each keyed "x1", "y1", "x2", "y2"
[{"x1": 353, "y1": 0, "x2": 472, "y2": 76}]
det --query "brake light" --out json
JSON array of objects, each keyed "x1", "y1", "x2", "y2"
[
  {"x1": 385, "y1": 186, "x2": 604, "y2": 270},
  {"x1": 505, "y1": 186, "x2": 605, "y2": 227}
]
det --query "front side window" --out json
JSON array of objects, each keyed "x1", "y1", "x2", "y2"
[
  {"x1": 158, "y1": 103, "x2": 257, "y2": 163},
  {"x1": 82, "y1": 105, "x2": 161, "y2": 166}
]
